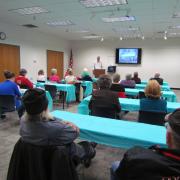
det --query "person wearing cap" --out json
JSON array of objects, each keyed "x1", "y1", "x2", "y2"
[
  {"x1": 150, "y1": 72, "x2": 164, "y2": 85},
  {"x1": 110, "y1": 109, "x2": 180, "y2": 180},
  {"x1": 20, "y1": 88, "x2": 96, "y2": 167},
  {"x1": 0, "y1": 71, "x2": 21, "y2": 118},
  {"x1": 15, "y1": 68, "x2": 33, "y2": 89}
]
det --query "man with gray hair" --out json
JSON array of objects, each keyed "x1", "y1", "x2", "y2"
[
  {"x1": 120, "y1": 74, "x2": 136, "y2": 88},
  {"x1": 110, "y1": 108, "x2": 180, "y2": 179},
  {"x1": 89, "y1": 74, "x2": 121, "y2": 119},
  {"x1": 150, "y1": 72, "x2": 164, "y2": 85}
]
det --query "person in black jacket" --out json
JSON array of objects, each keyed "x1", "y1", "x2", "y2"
[
  {"x1": 110, "y1": 108, "x2": 180, "y2": 180},
  {"x1": 150, "y1": 72, "x2": 164, "y2": 85},
  {"x1": 89, "y1": 74, "x2": 121, "y2": 118}
]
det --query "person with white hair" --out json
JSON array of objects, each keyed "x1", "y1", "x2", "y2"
[
  {"x1": 120, "y1": 74, "x2": 135, "y2": 88},
  {"x1": 150, "y1": 72, "x2": 164, "y2": 85},
  {"x1": 94, "y1": 56, "x2": 103, "y2": 69},
  {"x1": 49, "y1": 68, "x2": 60, "y2": 83}
]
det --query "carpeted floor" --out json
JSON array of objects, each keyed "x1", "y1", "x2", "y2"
[{"x1": 0, "y1": 90, "x2": 180, "y2": 180}]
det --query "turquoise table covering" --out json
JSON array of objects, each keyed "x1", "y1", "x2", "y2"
[
  {"x1": 125, "y1": 88, "x2": 177, "y2": 102},
  {"x1": 81, "y1": 81, "x2": 93, "y2": 97},
  {"x1": 135, "y1": 84, "x2": 170, "y2": 91},
  {"x1": 141, "y1": 80, "x2": 168, "y2": 86},
  {"x1": 20, "y1": 89, "x2": 53, "y2": 111},
  {"x1": 36, "y1": 82, "x2": 76, "y2": 102},
  {"x1": 78, "y1": 96, "x2": 180, "y2": 115},
  {"x1": 51, "y1": 110, "x2": 166, "y2": 149}
]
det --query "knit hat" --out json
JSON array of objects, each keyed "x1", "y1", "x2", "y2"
[
  {"x1": 167, "y1": 108, "x2": 180, "y2": 136},
  {"x1": 22, "y1": 88, "x2": 48, "y2": 115}
]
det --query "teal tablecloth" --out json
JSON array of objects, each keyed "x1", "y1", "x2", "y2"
[
  {"x1": 141, "y1": 80, "x2": 168, "y2": 86},
  {"x1": 51, "y1": 110, "x2": 166, "y2": 148},
  {"x1": 135, "y1": 84, "x2": 170, "y2": 91},
  {"x1": 20, "y1": 89, "x2": 53, "y2": 111},
  {"x1": 78, "y1": 96, "x2": 180, "y2": 115},
  {"x1": 81, "y1": 81, "x2": 93, "y2": 97},
  {"x1": 36, "y1": 82, "x2": 76, "y2": 102},
  {"x1": 125, "y1": 88, "x2": 177, "y2": 102}
]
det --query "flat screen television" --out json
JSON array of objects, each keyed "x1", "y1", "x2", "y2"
[{"x1": 115, "y1": 48, "x2": 142, "y2": 64}]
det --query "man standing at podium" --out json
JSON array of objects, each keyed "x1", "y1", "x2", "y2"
[{"x1": 94, "y1": 56, "x2": 103, "y2": 69}]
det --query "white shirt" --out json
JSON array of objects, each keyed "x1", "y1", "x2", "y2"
[
  {"x1": 37, "y1": 75, "x2": 46, "y2": 81},
  {"x1": 65, "y1": 75, "x2": 76, "y2": 83},
  {"x1": 94, "y1": 62, "x2": 103, "y2": 69}
]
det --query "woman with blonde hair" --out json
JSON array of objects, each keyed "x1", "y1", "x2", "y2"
[
  {"x1": 140, "y1": 80, "x2": 167, "y2": 112},
  {"x1": 49, "y1": 68, "x2": 60, "y2": 83}
]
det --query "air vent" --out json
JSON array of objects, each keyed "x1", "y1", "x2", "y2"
[{"x1": 22, "y1": 24, "x2": 38, "y2": 28}]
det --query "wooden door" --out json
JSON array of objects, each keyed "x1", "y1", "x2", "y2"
[
  {"x1": 0, "y1": 43, "x2": 20, "y2": 82},
  {"x1": 47, "y1": 50, "x2": 64, "y2": 79}
]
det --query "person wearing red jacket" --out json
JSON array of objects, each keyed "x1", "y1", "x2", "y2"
[{"x1": 15, "y1": 68, "x2": 33, "y2": 89}]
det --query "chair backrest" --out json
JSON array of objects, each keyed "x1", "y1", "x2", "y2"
[
  {"x1": 138, "y1": 91, "x2": 146, "y2": 99},
  {"x1": 138, "y1": 110, "x2": 166, "y2": 126},
  {"x1": 0, "y1": 95, "x2": 15, "y2": 113},
  {"x1": 7, "y1": 138, "x2": 78, "y2": 180},
  {"x1": 90, "y1": 99, "x2": 118, "y2": 119},
  {"x1": 44, "y1": 84, "x2": 57, "y2": 100},
  {"x1": 37, "y1": 80, "x2": 45, "y2": 83}
]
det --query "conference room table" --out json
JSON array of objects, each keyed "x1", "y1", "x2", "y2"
[
  {"x1": 141, "y1": 80, "x2": 169, "y2": 86},
  {"x1": 20, "y1": 89, "x2": 53, "y2": 111},
  {"x1": 51, "y1": 110, "x2": 166, "y2": 149},
  {"x1": 135, "y1": 84, "x2": 170, "y2": 91},
  {"x1": 78, "y1": 96, "x2": 180, "y2": 115},
  {"x1": 125, "y1": 88, "x2": 177, "y2": 102},
  {"x1": 36, "y1": 82, "x2": 76, "y2": 102}
]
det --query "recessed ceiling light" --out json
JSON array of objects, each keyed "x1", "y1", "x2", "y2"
[
  {"x1": 102, "y1": 16, "x2": 135, "y2": 22},
  {"x1": 79, "y1": 0, "x2": 128, "y2": 8},
  {"x1": 83, "y1": 35, "x2": 101, "y2": 39},
  {"x1": 47, "y1": 20, "x2": 74, "y2": 26},
  {"x1": 172, "y1": 13, "x2": 180, "y2": 18},
  {"x1": 9, "y1": 6, "x2": 49, "y2": 15},
  {"x1": 169, "y1": 25, "x2": 180, "y2": 29},
  {"x1": 164, "y1": 36, "x2": 167, "y2": 40},
  {"x1": 141, "y1": 36, "x2": 145, "y2": 40},
  {"x1": 100, "y1": 37, "x2": 104, "y2": 41},
  {"x1": 120, "y1": 37, "x2": 123, "y2": 40}
]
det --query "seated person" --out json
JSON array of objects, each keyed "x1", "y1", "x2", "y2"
[
  {"x1": 80, "y1": 68, "x2": 92, "y2": 81},
  {"x1": 0, "y1": 71, "x2": 21, "y2": 118},
  {"x1": 110, "y1": 73, "x2": 126, "y2": 98},
  {"x1": 37, "y1": 69, "x2": 46, "y2": 82},
  {"x1": 131, "y1": 72, "x2": 141, "y2": 84},
  {"x1": 20, "y1": 88, "x2": 96, "y2": 167},
  {"x1": 120, "y1": 74, "x2": 135, "y2": 88},
  {"x1": 49, "y1": 68, "x2": 60, "y2": 83},
  {"x1": 110, "y1": 108, "x2": 180, "y2": 180},
  {"x1": 64, "y1": 68, "x2": 72, "y2": 78},
  {"x1": 150, "y1": 72, "x2": 163, "y2": 85},
  {"x1": 89, "y1": 74, "x2": 121, "y2": 118},
  {"x1": 15, "y1": 68, "x2": 33, "y2": 89},
  {"x1": 140, "y1": 80, "x2": 167, "y2": 112},
  {"x1": 65, "y1": 70, "x2": 77, "y2": 84}
]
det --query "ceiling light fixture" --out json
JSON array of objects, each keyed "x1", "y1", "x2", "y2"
[
  {"x1": 9, "y1": 6, "x2": 49, "y2": 15},
  {"x1": 83, "y1": 35, "x2": 101, "y2": 39},
  {"x1": 47, "y1": 20, "x2": 74, "y2": 26},
  {"x1": 164, "y1": 31, "x2": 167, "y2": 40},
  {"x1": 100, "y1": 37, "x2": 104, "y2": 41},
  {"x1": 120, "y1": 37, "x2": 123, "y2": 40},
  {"x1": 141, "y1": 36, "x2": 145, "y2": 40},
  {"x1": 102, "y1": 16, "x2": 135, "y2": 23},
  {"x1": 79, "y1": 0, "x2": 128, "y2": 8}
]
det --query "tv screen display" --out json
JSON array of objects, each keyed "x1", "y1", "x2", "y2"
[{"x1": 116, "y1": 48, "x2": 142, "y2": 64}]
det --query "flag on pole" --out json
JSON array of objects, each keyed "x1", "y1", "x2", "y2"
[{"x1": 69, "y1": 49, "x2": 73, "y2": 68}]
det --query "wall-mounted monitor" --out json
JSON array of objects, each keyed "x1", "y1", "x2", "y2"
[{"x1": 115, "y1": 48, "x2": 142, "y2": 64}]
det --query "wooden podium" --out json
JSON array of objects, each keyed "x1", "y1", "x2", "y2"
[{"x1": 93, "y1": 69, "x2": 105, "y2": 78}]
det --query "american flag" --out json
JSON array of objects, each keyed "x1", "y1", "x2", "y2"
[{"x1": 69, "y1": 49, "x2": 73, "y2": 68}]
